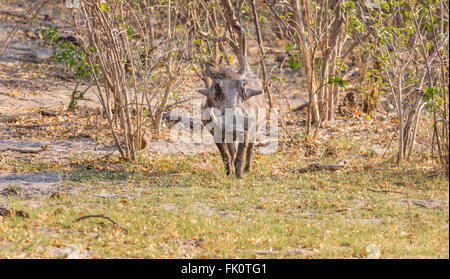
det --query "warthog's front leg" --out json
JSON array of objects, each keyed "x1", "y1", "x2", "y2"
[
  {"x1": 215, "y1": 142, "x2": 233, "y2": 175},
  {"x1": 244, "y1": 142, "x2": 254, "y2": 173},
  {"x1": 235, "y1": 133, "x2": 248, "y2": 179},
  {"x1": 226, "y1": 142, "x2": 236, "y2": 171}
]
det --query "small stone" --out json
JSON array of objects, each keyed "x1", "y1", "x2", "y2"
[{"x1": 365, "y1": 244, "x2": 381, "y2": 259}]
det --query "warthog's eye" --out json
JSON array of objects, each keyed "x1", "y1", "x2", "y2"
[
  {"x1": 239, "y1": 80, "x2": 247, "y2": 99},
  {"x1": 213, "y1": 81, "x2": 223, "y2": 101}
]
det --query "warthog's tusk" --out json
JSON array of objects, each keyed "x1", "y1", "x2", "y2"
[{"x1": 209, "y1": 109, "x2": 221, "y2": 126}]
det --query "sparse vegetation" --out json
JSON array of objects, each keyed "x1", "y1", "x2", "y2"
[{"x1": 0, "y1": 0, "x2": 448, "y2": 259}]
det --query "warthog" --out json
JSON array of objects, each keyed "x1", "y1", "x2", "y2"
[{"x1": 198, "y1": 63, "x2": 265, "y2": 178}]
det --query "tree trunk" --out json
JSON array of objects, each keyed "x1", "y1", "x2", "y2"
[
  {"x1": 290, "y1": 0, "x2": 319, "y2": 134},
  {"x1": 154, "y1": 77, "x2": 175, "y2": 134}
]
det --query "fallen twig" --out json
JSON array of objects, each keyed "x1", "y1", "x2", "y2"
[
  {"x1": 40, "y1": 110, "x2": 58, "y2": 117},
  {"x1": 74, "y1": 214, "x2": 128, "y2": 234},
  {"x1": 292, "y1": 102, "x2": 310, "y2": 113},
  {"x1": 367, "y1": 188, "x2": 406, "y2": 195},
  {"x1": 0, "y1": 147, "x2": 42, "y2": 153},
  {"x1": 0, "y1": 145, "x2": 50, "y2": 153},
  {"x1": 297, "y1": 160, "x2": 347, "y2": 173}
]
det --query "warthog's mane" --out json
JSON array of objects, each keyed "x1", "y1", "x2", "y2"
[{"x1": 206, "y1": 64, "x2": 243, "y2": 80}]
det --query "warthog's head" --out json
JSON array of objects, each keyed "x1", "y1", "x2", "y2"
[{"x1": 198, "y1": 63, "x2": 263, "y2": 139}]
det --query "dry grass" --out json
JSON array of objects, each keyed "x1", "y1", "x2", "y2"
[{"x1": 0, "y1": 138, "x2": 448, "y2": 258}]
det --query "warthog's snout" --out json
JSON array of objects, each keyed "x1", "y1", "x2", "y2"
[{"x1": 205, "y1": 108, "x2": 255, "y2": 142}]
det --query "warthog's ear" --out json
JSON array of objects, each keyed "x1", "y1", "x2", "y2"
[
  {"x1": 198, "y1": 88, "x2": 211, "y2": 97},
  {"x1": 198, "y1": 80, "x2": 223, "y2": 100},
  {"x1": 244, "y1": 88, "x2": 263, "y2": 99}
]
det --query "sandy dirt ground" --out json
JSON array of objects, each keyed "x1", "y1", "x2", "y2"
[{"x1": 0, "y1": 1, "x2": 223, "y2": 199}]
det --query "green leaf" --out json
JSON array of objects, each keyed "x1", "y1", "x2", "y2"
[
  {"x1": 271, "y1": 75, "x2": 280, "y2": 80},
  {"x1": 328, "y1": 74, "x2": 348, "y2": 89},
  {"x1": 127, "y1": 24, "x2": 137, "y2": 39},
  {"x1": 285, "y1": 42, "x2": 293, "y2": 52},
  {"x1": 288, "y1": 57, "x2": 300, "y2": 70},
  {"x1": 100, "y1": 2, "x2": 110, "y2": 12},
  {"x1": 423, "y1": 86, "x2": 438, "y2": 102}
]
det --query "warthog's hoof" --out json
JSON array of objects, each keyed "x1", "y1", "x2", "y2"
[{"x1": 235, "y1": 168, "x2": 243, "y2": 179}]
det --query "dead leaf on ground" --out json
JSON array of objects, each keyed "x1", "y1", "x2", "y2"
[
  {"x1": 50, "y1": 191, "x2": 70, "y2": 199},
  {"x1": 0, "y1": 207, "x2": 30, "y2": 218}
]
